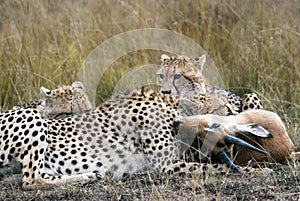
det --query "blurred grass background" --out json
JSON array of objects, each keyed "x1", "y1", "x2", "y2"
[{"x1": 0, "y1": 0, "x2": 299, "y2": 146}]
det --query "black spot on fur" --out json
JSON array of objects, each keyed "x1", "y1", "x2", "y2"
[
  {"x1": 16, "y1": 142, "x2": 22, "y2": 147},
  {"x1": 132, "y1": 116, "x2": 137, "y2": 122},
  {"x1": 66, "y1": 168, "x2": 72, "y2": 174},
  {"x1": 0, "y1": 125, "x2": 6, "y2": 131},
  {"x1": 9, "y1": 147, "x2": 15, "y2": 154},
  {"x1": 32, "y1": 141, "x2": 39, "y2": 147},
  {"x1": 40, "y1": 135, "x2": 45, "y2": 141},
  {"x1": 8, "y1": 116, "x2": 14, "y2": 122},
  {"x1": 27, "y1": 117, "x2": 33, "y2": 122},
  {"x1": 12, "y1": 135, "x2": 19, "y2": 142},
  {"x1": 16, "y1": 117, "x2": 22, "y2": 123},
  {"x1": 174, "y1": 167, "x2": 180, "y2": 172},
  {"x1": 32, "y1": 130, "x2": 38, "y2": 137}
]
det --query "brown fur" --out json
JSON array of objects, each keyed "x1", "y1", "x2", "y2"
[{"x1": 177, "y1": 110, "x2": 294, "y2": 165}]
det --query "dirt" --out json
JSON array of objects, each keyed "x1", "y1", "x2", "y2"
[{"x1": 0, "y1": 163, "x2": 299, "y2": 201}]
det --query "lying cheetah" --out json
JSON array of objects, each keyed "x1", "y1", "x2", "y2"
[
  {"x1": 0, "y1": 87, "x2": 270, "y2": 190},
  {"x1": 157, "y1": 54, "x2": 263, "y2": 114},
  {"x1": 11, "y1": 81, "x2": 92, "y2": 119},
  {"x1": 0, "y1": 81, "x2": 93, "y2": 181}
]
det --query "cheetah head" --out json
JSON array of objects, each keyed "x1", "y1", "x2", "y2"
[
  {"x1": 157, "y1": 54, "x2": 209, "y2": 97},
  {"x1": 38, "y1": 81, "x2": 93, "y2": 119}
]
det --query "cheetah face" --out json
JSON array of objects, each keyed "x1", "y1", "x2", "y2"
[
  {"x1": 38, "y1": 81, "x2": 92, "y2": 119},
  {"x1": 157, "y1": 54, "x2": 208, "y2": 97}
]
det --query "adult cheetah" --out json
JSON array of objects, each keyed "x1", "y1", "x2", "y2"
[
  {"x1": 0, "y1": 81, "x2": 93, "y2": 181},
  {"x1": 0, "y1": 87, "x2": 270, "y2": 190},
  {"x1": 11, "y1": 81, "x2": 92, "y2": 119},
  {"x1": 157, "y1": 54, "x2": 263, "y2": 114}
]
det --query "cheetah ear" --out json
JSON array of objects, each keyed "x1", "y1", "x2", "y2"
[
  {"x1": 192, "y1": 55, "x2": 206, "y2": 72},
  {"x1": 72, "y1": 81, "x2": 85, "y2": 90},
  {"x1": 161, "y1": 54, "x2": 169, "y2": 62},
  {"x1": 40, "y1": 87, "x2": 52, "y2": 97}
]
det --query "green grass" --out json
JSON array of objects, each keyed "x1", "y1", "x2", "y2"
[{"x1": 0, "y1": 0, "x2": 299, "y2": 199}]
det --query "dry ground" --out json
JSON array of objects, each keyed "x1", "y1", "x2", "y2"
[{"x1": 1, "y1": 164, "x2": 300, "y2": 200}]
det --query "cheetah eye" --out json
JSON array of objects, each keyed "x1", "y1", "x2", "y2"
[
  {"x1": 173, "y1": 74, "x2": 181, "y2": 80},
  {"x1": 158, "y1": 74, "x2": 164, "y2": 79}
]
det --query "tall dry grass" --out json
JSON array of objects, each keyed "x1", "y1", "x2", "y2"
[{"x1": 0, "y1": 0, "x2": 299, "y2": 145}]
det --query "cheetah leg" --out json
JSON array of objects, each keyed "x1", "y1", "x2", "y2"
[
  {"x1": 0, "y1": 167, "x2": 99, "y2": 190},
  {"x1": 163, "y1": 161, "x2": 233, "y2": 175},
  {"x1": 22, "y1": 169, "x2": 100, "y2": 190},
  {"x1": 163, "y1": 159, "x2": 274, "y2": 176},
  {"x1": 19, "y1": 137, "x2": 100, "y2": 190},
  {"x1": 240, "y1": 165, "x2": 273, "y2": 174},
  {"x1": 163, "y1": 160, "x2": 273, "y2": 176}
]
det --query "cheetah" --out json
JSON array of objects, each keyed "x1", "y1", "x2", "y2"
[
  {"x1": 157, "y1": 54, "x2": 263, "y2": 114},
  {"x1": 0, "y1": 81, "x2": 93, "y2": 182},
  {"x1": 0, "y1": 87, "x2": 270, "y2": 190},
  {"x1": 11, "y1": 81, "x2": 93, "y2": 119}
]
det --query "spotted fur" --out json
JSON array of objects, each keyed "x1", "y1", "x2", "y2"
[
  {"x1": 0, "y1": 87, "x2": 268, "y2": 190},
  {"x1": 0, "y1": 81, "x2": 93, "y2": 181}
]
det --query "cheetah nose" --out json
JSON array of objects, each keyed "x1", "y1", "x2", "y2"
[{"x1": 160, "y1": 90, "x2": 172, "y2": 95}]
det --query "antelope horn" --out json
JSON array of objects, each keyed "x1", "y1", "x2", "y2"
[
  {"x1": 224, "y1": 135, "x2": 269, "y2": 155},
  {"x1": 218, "y1": 150, "x2": 241, "y2": 173}
]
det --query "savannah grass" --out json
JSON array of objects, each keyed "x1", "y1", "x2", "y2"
[{"x1": 0, "y1": 0, "x2": 299, "y2": 200}]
